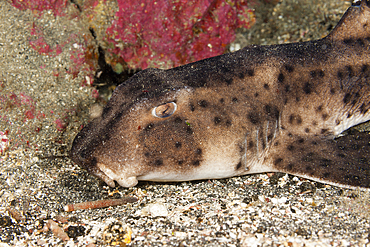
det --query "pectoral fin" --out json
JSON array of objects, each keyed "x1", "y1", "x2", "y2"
[{"x1": 268, "y1": 131, "x2": 370, "y2": 189}]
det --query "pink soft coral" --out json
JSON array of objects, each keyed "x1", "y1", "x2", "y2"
[{"x1": 106, "y1": 0, "x2": 255, "y2": 69}]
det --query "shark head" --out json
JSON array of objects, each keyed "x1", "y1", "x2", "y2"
[{"x1": 70, "y1": 0, "x2": 370, "y2": 189}]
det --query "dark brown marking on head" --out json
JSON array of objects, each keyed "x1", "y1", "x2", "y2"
[
  {"x1": 284, "y1": 64, "x2": 294, "y2": 73},
  {"x1": 225, "y1": 78, "x2": 233, "y2": 85},
  {"x1": 298, "y1": 138, "x2": 304, "y2": 143},
  {"x1": 287, "y1": 145, "x2": 294, "y2": 151},
  {"x1": 288, "y1": 114, "x2": 302, "y2": 125},
  {"x1": 195, "y1": 148, "x2": 202, "y2": 155},
  {"x1": 264, "y1": 104, "x2": 271, "y2": 114},
  {"x1": 174, "y1": 117, "x2": 183, "y2": 124},
  {"x1": 175, "y1": 142, "x2": 182, "y2": 148},
  {"x1": 247, "y1": 69, "x2": 254, "y2": 76},
  {"x1": 254, "y1": 92, "x2": 259, "y2": 97},
  {"x1": 361, "y1": 64, "x2": 369, "y2": 73},
  {"x1": 305, "y1": 128, "x2": 310, "y2": 133},
  {"x1": 226, "y1": 120, "x2": 232, "y2": 127},
  {"x1": 351, "y1": 92, "x2": 360, "y2": 105},
  {"x1": 236, "y1": 162, "x2": 242, "y2": 170},
  {"x1": 189, "y1": 103, "x2": 195, "y2": 111},
  {"x1": 198, "y1": 100, "x2": 208, "y2": 108},
  {"x1": 214, "y1": 116, "x2": 221, "y2": 125},
  {"x1": 145, "y1": 123, "x2": 154, "y2": 131},
  {"x1": 338, "y1": 70, "x2": 344, "y2": 80},
  {"x1": 343, "y1": 93, "x2": 351, "y2": 104},
  {"x1": 322, "y1": 113, "x2": 329, "y2": 120},
  {"x1": 303, "y1": 82, "x2": 313, "y2": 94},
  {"x1": 330, "y1": 88, "x2": 335, "y2": 94},
  {"x1": 267, "y1": 134, "x2": 273, "y2": 142},
  {"x1": 360, "y1": 103, "x2": 369, "y2": 114},
  {"x1": 317, "y1": 105, "x2": 323, "y2": 112},
  {"x1": 278, "y1": 73, "x2": 285, "y2": 83},
  {"x1": 263, "y1": 83, "x2": 270, "y2": 90},
  {"x1": 186, "y1": 126, "x2": 193, "y2": 135},
  {"x1": 248, "y1": 141, "x2": 254, "y2": 149},
  {"x1": 343, "y1": 38, "x2": 354, "y2": 45},
  {"x1": 321, "y1": 128, "x2": 329, "y2": 134},
  {"x1": 285, "y1": 84, "x2": 291, "y2": 93},
  {"x1": 248, "y1": 112, "x2": 260, "y2": 125},
  {"x1": 154, "y1": 159, "x2": 163, "y2": 166},
  {"x1": 286, "y1": 163, "x2": 293, "y2": 170},
  {"x1": 192, "y1": 160, "x2": 200, "y2": 166},
  {"x1": 238, "y1": 72, "x2": 245, "y2": 79},
  {"x1": 274, "y1": 158, "x2": 283, "y2": 165},
  {"x1": 232, "y1": 97, "x2": 238, "y2": 103},
  {"x1": 346, "y1": 65, "x2": 353, "y2": 77},
  {"x1": 312, "y1": 121, "x2": 317, "y2": 126},
  {"x1": 220, "y1": 98, "x2": 225, "y2": 104}
]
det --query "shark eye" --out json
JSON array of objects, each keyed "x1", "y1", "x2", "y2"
[{"x1": 152, "y1": 102, "x2": 177, "y2": 118}]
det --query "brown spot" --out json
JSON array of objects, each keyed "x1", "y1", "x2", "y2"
[
  {"x1": 214, "y1": 116, "x2": 221, "y2": 124},
  {"x1": 284, "y1": 65, "x2": 294, "y2": 73},
  {"x1": 175, "y1": 142, "x2": 182, "y2": 148},
  {"x1": 304, "y1": 128, "x2": 310, "y2": 133},
  {"x1": 193, "y1": 160, "x2": 200, "y2": 166},
  {"x1": 322, "y1": 113, "x2": 329, "y2": 120},
  {"x1": 236, "y1": 162, "x2": 242, "y2": 170},
  {"x1": 198, "y1": 100, "x2": 208, "y2": 107},
  {"x1": 289, "y1": 114, "x2": 302, "y2": 125},
  {"x1": 303, "y1": 82, "x2": 313, "y2": 94},
  {"x1": 317, "y1": 105, "x2": 323, "y2": 112},
  {"x1": 189, "y1": 103, "x2": 195, "y2": 111},
  {"x1": 247, "y1": 69, "x2": 254, "y2": 76},
  {"x1": 321, "y1": 128, "x2": 328, "y2": 134},
  {"x1": 274, "y1": 158, "x2": 283, "y2": 165},
  {"x1": 248, "y1": 112, "x2": 260, "y2": 125},
  {"x1": 361, "y1": 64, "x2": 369, "y2": 73},
  {"x1": 145, "y1": 123, "x2": 154, "y2": 131},
  {"x1": 263, "y1": 83, "x2": 270, "y2": 90},
  {"x1": 154, "y1": 159, "x2": 163, "y2": 166},
  {"x1": 343, "y1": 93, "x2": 351, "y2": 104},
  {"x1": 278, "y1": 73, "x2": 284, "y2": 83}
]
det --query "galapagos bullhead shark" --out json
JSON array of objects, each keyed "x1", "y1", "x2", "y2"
[{"x1": 70, "y1": 0, "x2": 370, "y2": 189}]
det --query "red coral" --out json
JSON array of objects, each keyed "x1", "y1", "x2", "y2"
[
  {"x1": 10, "y1": 0, "x2": 69, "y2": 16},
  {"x1": 106, "y1": 0, "x2": 255, "y2": 69}
]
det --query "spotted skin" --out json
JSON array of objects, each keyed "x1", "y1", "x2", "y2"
[{"x1": 70, "y1": 1, "x2": 370, "y2": 188}]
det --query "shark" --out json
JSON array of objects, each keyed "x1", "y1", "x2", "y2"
[{"x1": 70, "y1": 0, "x2": 370, "y2": 189}]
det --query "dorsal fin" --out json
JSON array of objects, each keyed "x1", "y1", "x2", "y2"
[{"x1": 326, "y1": 0, "x2": 370, "y2": 41}]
